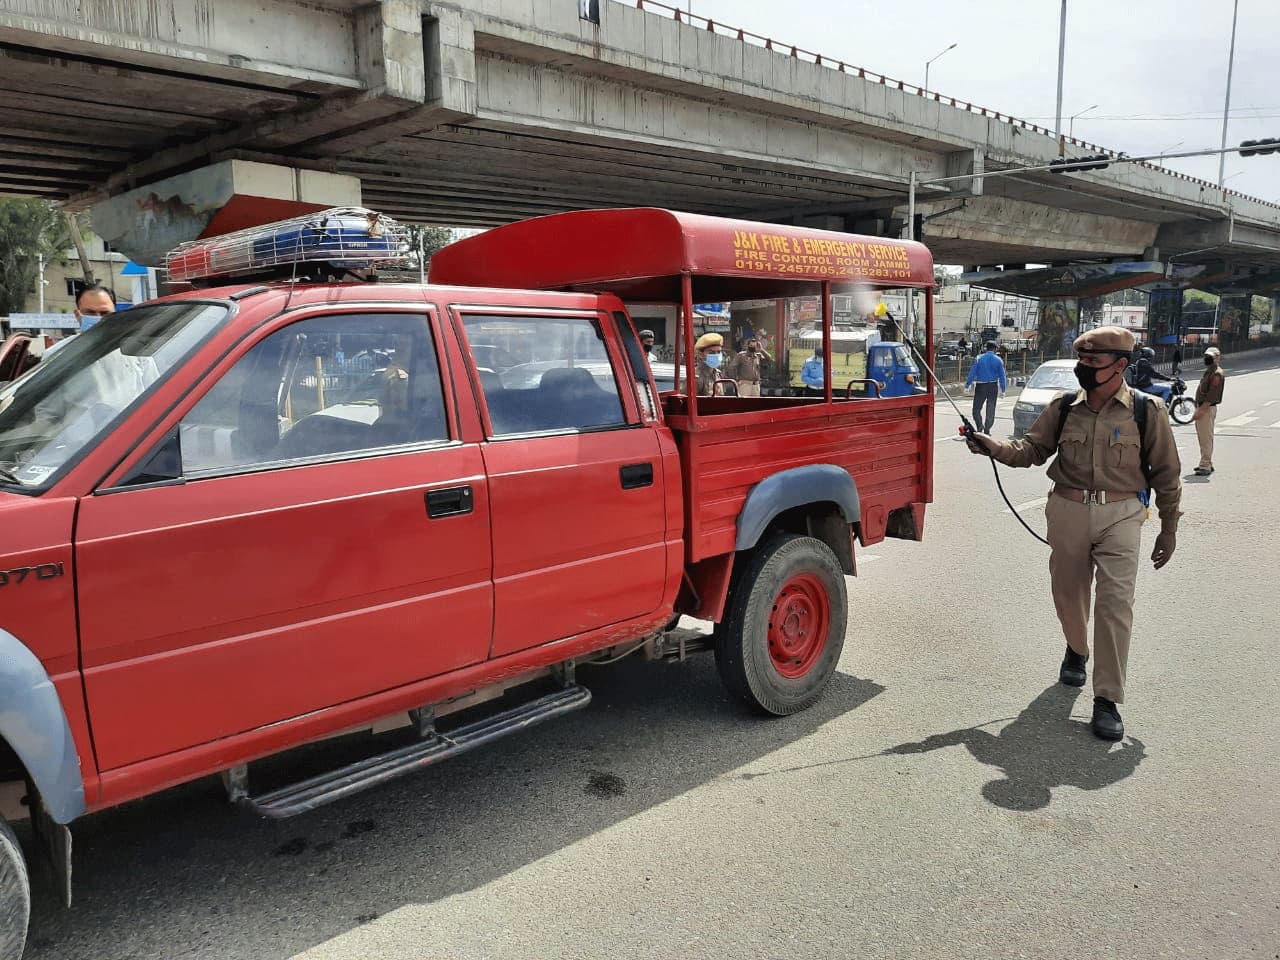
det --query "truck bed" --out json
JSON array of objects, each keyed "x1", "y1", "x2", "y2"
[{"x1": 665, "y1": 395, "x2": 933, "y2": 562}]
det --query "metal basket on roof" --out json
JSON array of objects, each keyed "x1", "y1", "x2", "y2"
[{"x1": 166, "y1": 207, "x2": 412, "y2": 283}]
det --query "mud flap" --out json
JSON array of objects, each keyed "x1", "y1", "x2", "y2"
[{"x1": 29, "y1": 792, "x2": 71, "y2": 908}]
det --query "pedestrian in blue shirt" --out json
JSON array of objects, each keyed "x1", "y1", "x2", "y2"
[
  {"x1": 965, "y1": 340, "x2": 1007, "y2": 433},
  {"x1": 800, "y1": 348, "x2": 824, "y2": 397}
]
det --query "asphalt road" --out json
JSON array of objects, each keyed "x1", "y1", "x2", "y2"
[{"x1": 26, "y1": 358, "x2": 1280, "y2": 960}]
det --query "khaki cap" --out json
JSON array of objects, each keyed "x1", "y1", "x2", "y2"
[
  {"x1": 1073, "y1": 325, "x2": 1135, "y2": 354},
  {"x1": 695, "y1": 333, "x2": 723, "y2": 352},
  {"x1": 1204, "y1": 346, "x2": 1221, "y2": 358}
]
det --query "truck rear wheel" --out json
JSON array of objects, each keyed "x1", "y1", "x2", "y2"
[
  {"x1": 0, "y1": 818, "x2": 28, "y2": 960},
  {"x1": 716, "y1": 534, "x2": 846, "y2": 715}
]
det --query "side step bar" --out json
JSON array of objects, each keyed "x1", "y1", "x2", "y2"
[{"x1": 240, "y1": 684, "x2": 592, "y2": 819}]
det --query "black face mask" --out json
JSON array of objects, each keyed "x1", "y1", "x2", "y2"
[
  {"x1": 1074, "y1": 358, "x2": 1121, "y2": 392},
  {"x1": 1204, "y1": 355, "x2": 1215, "y2": 366}
]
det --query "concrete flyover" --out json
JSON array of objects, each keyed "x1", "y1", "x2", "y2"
[{"x1": 3, "y1": 0, "x2": 1280, "y2": 277}]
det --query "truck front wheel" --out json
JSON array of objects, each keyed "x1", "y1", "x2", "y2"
[
  {"x1": 0, "y1": 818, "x2": 28, "y2": 960},
  {"x1": 716, "y1": 534, "x2": 847, "y2": 715}
]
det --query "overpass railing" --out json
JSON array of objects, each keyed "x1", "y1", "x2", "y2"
[{"x1": 626, "y1": 1, "x2": 1280, "y2": 210}]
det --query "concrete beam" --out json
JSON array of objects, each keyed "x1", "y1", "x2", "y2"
[
  {"x1": 0, "y1": 0, "x2": 362, "y2": 90},
  {"x1": 468, "y1": 52, "x2": 945, "y2": 189},
  {"x1": 922, "y1": 194, "x2": 1158, "y2": 259},
  {"x1": 304, "y1": 5, "x2": 478, "y2": 156},
  {"x1": 90, "y1": 159, "x2": 361, "y2": 266}
]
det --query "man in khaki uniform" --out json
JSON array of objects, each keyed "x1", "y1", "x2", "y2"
[
  {"x1": 725, "y1": 337, "x2": 772, "y2": 397},
  {"x1": 694, "y1": 332, "x2": 725, "y2": 397},
  {"x1": 967, "y1": 326, "x2": 1182, "y2": 741},
  {"x1": 1193, "y1": 346, "x2": 1225, "y2": 476}
]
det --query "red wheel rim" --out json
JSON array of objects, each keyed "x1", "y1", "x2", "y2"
[{"x1": 767, "y1": 573, "x2": 830, "y2": 679}]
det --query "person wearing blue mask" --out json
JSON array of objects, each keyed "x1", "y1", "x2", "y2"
[
  {"x1": 694, "y1": 332, "x2": 724, "y2": 396},
  {"x1": 75, "y1": 284, "x2": 116, "y2": 331}
]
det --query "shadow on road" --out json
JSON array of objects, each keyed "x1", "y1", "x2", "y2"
[
  {"x1": 883, "y1": 684, "x2": 1146, "y2": 812},
  {"x1": 27, "y1": 660, "x2": 883, "y2": 959}
]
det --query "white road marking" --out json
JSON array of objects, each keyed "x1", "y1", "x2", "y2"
[
  {"x1": 1014, "y1": 496, "x2": 1048, "y2": 512},
  {"x1": 859, "y1": 554, "x2": 882, "y2": 563},
  {"x1": 1270, "y1": 421, "x2": 1280, "y2": 429},
  {"x1": 1220, "y1": 410, "x2": 1257, "y2": 427},
  {"x1": 1265, "y1": 400, "x2": 1279, "y2": 407}
]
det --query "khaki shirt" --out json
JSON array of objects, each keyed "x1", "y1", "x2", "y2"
[
  {"x1": 726, "y1": 349, "x2": 769, "y2": 382},
  {"x1": 696, "y1": 360, "x2": 719, "y2": 396},
  {"x1": 1195, "y1": 366, "x2": 1225, "y2": 406},
  {"x1": 990, "y1": 387, "x2": 1183, "y2": 530}
]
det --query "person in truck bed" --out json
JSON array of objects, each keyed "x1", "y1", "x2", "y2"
[{"x1": 695, "y1": 332, "x2": 724, "y2": 396}]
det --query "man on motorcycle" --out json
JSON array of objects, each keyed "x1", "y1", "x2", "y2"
[{"x1": 1129, "y1": 346, "x2": 1173, "y2": 405}]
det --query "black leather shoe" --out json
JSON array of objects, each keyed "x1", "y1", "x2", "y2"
[
  {"x1": 1091, "y1": 697, "x2": 1124, "y2": 741},
  {"x1": 1059, "y1": 647, "x2": 1088, "y2": 687},
  {"x1": 1194, "y1": 466, "x2": 1214, "y2": 476}
]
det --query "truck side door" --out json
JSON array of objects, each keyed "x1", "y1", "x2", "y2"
[
  {"x1": 74, "y1": 308, "x2": 493, "y2": 770},
  {"x1": 455, "y1": 308, "x2": 668, "y2": 657}
]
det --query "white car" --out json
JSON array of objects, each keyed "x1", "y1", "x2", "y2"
[{"x1": 1012, "y1": 359, "x2": 1077, "y2": 438}]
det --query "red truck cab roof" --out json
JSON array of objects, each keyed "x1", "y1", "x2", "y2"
[{"x1": 429, "y1": 207, "x2": 935, "y2": 298}]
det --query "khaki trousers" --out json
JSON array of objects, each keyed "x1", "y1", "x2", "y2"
[
  {"x1": 1046, "y1": 494, "x2": 1145, "y2": 704},
  {"x1": 737, "y1": 380, "x2": 761, "y2": 398},
  {"x1": 1195, "y1": 404, "x2": 1217, "y2": 469}
]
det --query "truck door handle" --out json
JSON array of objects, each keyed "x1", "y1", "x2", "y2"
[
  {"x1": 619, "y1": 463, "x2": 654, "y2": 489},
  {"x1": 425, "y1": 485, "x2": 474, "y2": 518}
]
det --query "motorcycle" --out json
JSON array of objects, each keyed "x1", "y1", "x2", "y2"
[{"x1": 1166, "y1": 377, "x2": 1196, "y2": 425}]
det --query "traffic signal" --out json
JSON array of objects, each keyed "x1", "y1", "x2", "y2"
[
  {"x1": 1049, "y1": 154, "x2": 1111, "y2": 173},
  {"x1": 912, "y1": 213, "x2": 924, "y2": 242},
  {"x1": 1238, "y1": 138, "x2": 1279, "y2": 157}
]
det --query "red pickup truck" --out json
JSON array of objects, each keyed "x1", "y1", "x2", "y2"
[{"x1": 0, "y1": 207, "x2": 934, "y2": 956}]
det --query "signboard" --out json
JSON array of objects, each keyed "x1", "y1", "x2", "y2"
[
  {"x1": 8, "y1": 313, "x2": 79, "y2": 330},
  {"x1": 729, "y1": 228, "x2": 917, "y2": 282}
]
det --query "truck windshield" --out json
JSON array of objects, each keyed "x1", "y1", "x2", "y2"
[{"x1": 0, "y1": 302, "x2": 228, "y2": 490}]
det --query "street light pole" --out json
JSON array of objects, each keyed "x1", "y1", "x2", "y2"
[
  {"x1": 1054, "y1": 0, "x2": 1067, "y2": 152},
  {"x1": 1218, "y1": 0, "x2": 1240, "y2": 186},
  {"x1": 923, "y1": 42, "x2": 957, "y2": 96},
  {"x1": 1068, "y1": 103, "x2": 1097, "y2": 139}
]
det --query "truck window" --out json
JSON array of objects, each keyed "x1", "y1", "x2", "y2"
[
  {"x1": 0, "y1": 302, "x2": 227, "y2": 490},
  {"x1": 179, "y1": 313, "x2": 447, "y2": 477},
  {"x1": 461, "y1": 314, "x2": 626, "y2": 435}
]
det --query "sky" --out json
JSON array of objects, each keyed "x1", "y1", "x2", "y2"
[{"x1": 672, "y1": 0, "x2": 1278, "y2": 202}]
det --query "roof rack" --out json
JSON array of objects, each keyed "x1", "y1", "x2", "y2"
[{"x1": 166, "y1": 207, "x2": 412, "y2": 284}]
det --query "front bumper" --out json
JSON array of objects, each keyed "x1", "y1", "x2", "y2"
[{"x1": 1012, "y1": 404, "x2": 1047, "y2": 438}]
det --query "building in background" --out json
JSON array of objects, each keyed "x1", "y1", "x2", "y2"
[
  {"x1": 9, "y1": 235, "x2": 159, "y2": 340},
  {"x1": 935, "y1": 284, "x2": 1038, "y2": 341}
]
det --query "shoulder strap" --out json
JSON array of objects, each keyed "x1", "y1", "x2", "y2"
[
  {"x1": 1053, "y1": 392, "x2": 1078, "y2": 447},
  {"x1": 1130, "y1": 388, "x2": 1153, "y2": 490}
]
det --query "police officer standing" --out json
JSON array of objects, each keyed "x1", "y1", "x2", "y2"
[
  {"x1": 1193, "y1": 346, "x2": 1225, "y2": 476},
  {"x1": 966, "y1": 327, "x2": 1182, "y2": 741},
  {"x1": 726, "y1": 336, "x2": 771, "y2": 397}
]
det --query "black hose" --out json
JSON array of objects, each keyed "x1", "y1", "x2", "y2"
[
  {"x1": 985, "y1": 453, "x2": 1050, "y2": 547},
  {"x1": 898, "y1": 338, "x2": 1050, "y2": 548}
]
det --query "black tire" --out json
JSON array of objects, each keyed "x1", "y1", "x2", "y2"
[
  {"x1": 715, "y1": 534, "x2": 847, "y2": 716},
  {"x1": 0, "y1": 819, "x2": 28, "y2": 960},
  {"x1": 1170, "y1": 396, "x2": 1195, "y2": 425}
]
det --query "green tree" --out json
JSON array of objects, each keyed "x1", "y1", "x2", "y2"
[
  {"x1": 409, "y1": 225, "x2": 454, "y2": 266},
  {"x1": 0, "y1": 199, "x2": 73, "y2": 316}
]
